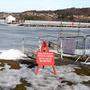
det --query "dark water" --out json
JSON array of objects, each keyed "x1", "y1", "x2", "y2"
[{"x1": 0, "y1": 24, "x2": 90, "y2": 51}]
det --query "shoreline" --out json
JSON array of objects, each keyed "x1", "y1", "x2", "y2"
[
  {"x1": 19, "y1": 24, "x2": 90, "y2": 28},
  {"x1": 18, "y1": 20, "x2": 90, "y2": 28}
]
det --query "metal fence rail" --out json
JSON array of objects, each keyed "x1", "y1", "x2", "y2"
[{"x1": 56, "y1": 30, "x2": 90, "y2": 63}]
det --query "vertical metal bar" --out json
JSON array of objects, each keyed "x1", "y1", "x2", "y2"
[
  {"x1": 76, "y1": 22, "x2": 80, "y2": 50},
  {"x1": 60, "y1": 24, "x2": 63, "y2": 61},
  {"x1": 83, "y1": 36, "x2": 86, "y2": 55},
  {"x1": 60, "y1": 39, "x2": 63, "y2": 60},
  {"x1": 22, "y1": 38, "x2": 25, "y2": 53}
]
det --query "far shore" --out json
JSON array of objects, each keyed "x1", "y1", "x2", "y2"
[
  {"x1": 0, "y1": 19, "x2": 90, "y2": 28},
  {"x1": 19, "y1": 20, "x2": 90, "y2": 28}
]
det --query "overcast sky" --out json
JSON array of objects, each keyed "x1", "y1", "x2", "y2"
[{"x1": 0, "y1": 0, "x2": 90, "y2": 12}]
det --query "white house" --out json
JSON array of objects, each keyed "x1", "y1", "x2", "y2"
[{"x1": 6, "y1": 15, "x2": 16, "y2": 24}]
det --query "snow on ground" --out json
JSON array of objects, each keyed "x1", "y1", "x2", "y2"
[
  {"x1": 0, "y1": 49, "x2": 89, "y2": 89},
  {"x1": 56, "y1": 65, "x2": 90, "y2": 83},
  {"x1": 0, "y1": 64, "x2": 90, "y2": 90},
  {"x1": 0, "y1": 49, "x2": 27, "y2": 60},
  {"x1": 81, "y1": 62, "x2": 90, "y2": 65},
  {"x1": 56, "y1": 84, "x2": 90, "y2": 90}
]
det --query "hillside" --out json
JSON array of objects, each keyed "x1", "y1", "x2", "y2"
[{"x1": 0, "y1": 8, "x2": 90, "y2": 22}]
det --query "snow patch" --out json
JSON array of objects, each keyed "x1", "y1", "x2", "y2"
[
  {"x1": 81, "y1": 62, "x2": 90, "y2": 65},
  {"x1": 0, "y1": 49, "x2": 27, "y2": 60}
]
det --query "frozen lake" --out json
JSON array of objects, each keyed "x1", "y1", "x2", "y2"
[{"x1": 0, "y1": 24, "x2": 90, "y2": 51}]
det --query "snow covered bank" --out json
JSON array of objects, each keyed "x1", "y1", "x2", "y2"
[
  {"x1": 0, "y1": 64, "x2": 90, "y2": 90},
  {"x1": 0, "y1": 49, "x2": 27, "y2": 60}
]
